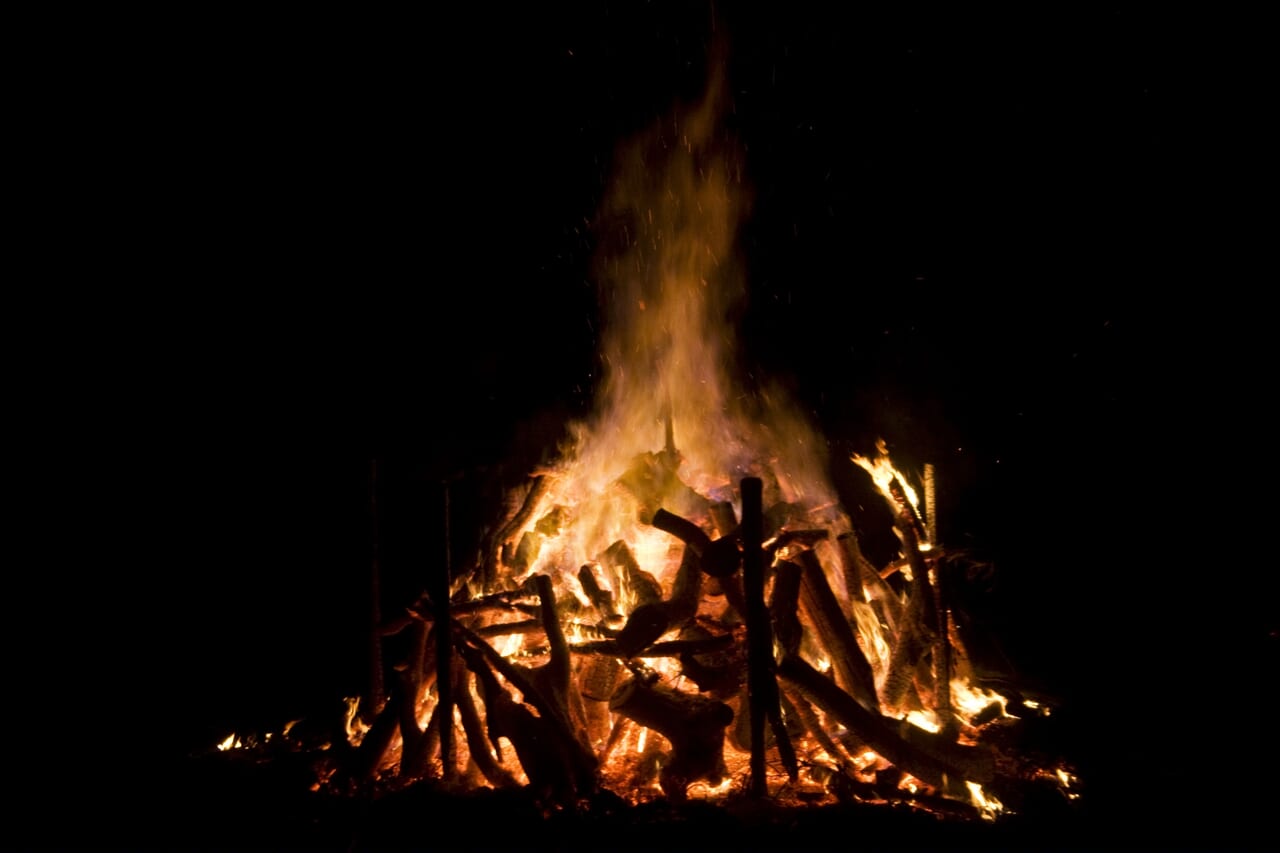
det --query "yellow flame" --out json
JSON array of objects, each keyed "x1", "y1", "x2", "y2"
[
  {"x1": 851, "y1": 439, "x2": 923, "y2": 519},
  {"x1": 904, "y1": 710, "x2": 941, "y2": 734},
  {"x1": 344, "y1": 696, "x2": 370, "y2": 747},
  {"x1": 216, "y1": 733, "x2": 239, "y2": 752},
  {"x1": 966, "y1": 781, "x2": 1004, "y2": 821},
  {"x1": 950, "y1": 680, "x2": 1009, "y2": 723}
]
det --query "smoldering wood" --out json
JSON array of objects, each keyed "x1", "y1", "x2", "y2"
[
  {"x1": 924, "y1": 463, "x2": 938, "y2": 547},
  {"x1": 650, "y1": 508, "x2": 711, "y2": 555},
  {"x1": 895, "y1": 719, "x2": 995, "y2": 784},
  {"x1": 889, "y1": 477, "x2": 928, "y2": 545},
  {"x1": 709, "y1": 500, "x2": 738, "y2": 537},
  {"x1": 836, "y1": 532, "x2": 903, "y2": 636},
  {"x1": 797, "y1": 551, "x2": 880, "y2": 714},
  {"x1": 608, "y1": 677, "x2": 733, "y2": 801},
  {"x1": 350, "y1": 687, "x2": 403, "y2": 783},
  {"x1": 651, "y1": 508, "x2": 741, "y2": 579},
  {"x1": 777, "y1": 655, "x2": 964, "y2": 790}
]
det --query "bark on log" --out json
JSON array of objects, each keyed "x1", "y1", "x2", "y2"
[
  {"x1": 453, "y1": 661, "x2": 518, "y2": 788},
  {"x1": 777, "y1": 655, "x2": 965, "y2": 790},
  {"x1": 481, "y1": 475, "x2": 550, "y2": 591},
  {"x1": 797, "y1": 551, "x2": 879, "y2": 714},
  {"x1": 769, "y1": 561, "x2": 803, "y2": 658},
  {"x1": 601, "y1": 540, "x2": 662, "y2": 608}
]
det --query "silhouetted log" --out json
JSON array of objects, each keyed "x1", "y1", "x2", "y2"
[
  {"x1": 897, "y1": 720, "x2": 995, "y2": 784},
  {"x1": 777, "y1": 655, "x2": 964, "y2": 790},
  {"x1": 651, "y1": 507, "x2": 740, "y2": 578},
  {"x1": 615, "y1": 602, "x2": 669, "y2": 657},
  {"x1": 780, "y1": 686, "x2": 857, "y2": 769},
  {"x1": 798, "y1": 551, "x2": 880, "y2": 714},
  {"x1": 741, "y1": 477, "x2": 772, "y2": 793},
  {"x1": 609, "y1": 677, "x2": 733, "y2": 801}
]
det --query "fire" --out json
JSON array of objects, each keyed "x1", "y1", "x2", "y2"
[{"x1": 209, "y1": 45, "x2": 1078, "y2": 828}]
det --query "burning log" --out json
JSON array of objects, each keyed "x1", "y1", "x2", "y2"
[
  {"x1": 898, "y1": 519, "x2": 954, "y2": 736},
  {"x1": 452, "y1": 661, "x2": 517, "y2": 788},
  {"x1": 776, "y1": 655, "x2": 962, "y2": 791},
  {"x1": 651, "y1": 507, "x2": 740, "y2": 578},
  {"x1": 577, "y1": 563, "x2": 618, "y2": 620},
  {"x1": 836, "y1": 532, "x2": 902, "y2": 635},
  {"x1": 740, "y1": 477, "x2": 797, "y2": 790},
  {"x1": 601, "y1": 540, "x2": 663, "y2": 607},
  {"x1": 456, "y1": 626, "x2": 597, "y2": 801},
  {"x1": 481, "y1": 474, "x2": 550, "y2": 590},
  {"x1": 797, "y1": 551, "x2": 879, "y2": 714},
  {"x1": 768, "y1": 560, "x2": 803, "y2": 657},
  {"x1": 570, "y1": 634, "x2": 734, "y2": 658},
  {"x1": 608, "y1": 677, "x2": 733, "y2": 801}
]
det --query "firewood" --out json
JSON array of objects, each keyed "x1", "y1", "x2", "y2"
[
  {"x1": 615, "y1": 602, "x2": 669, "y2": 657},
  {"x1": 453, "y1": 660, "x2": 517, "y2": 788},
  {"x1": 769, "y1": 561, "x2": 803, "y2": 659},
  {"x1": 664, "y1": 545, "x2": 701, "y2": 627},
  {"x1": 474, "y1": 619, "x2": 543, "y2": 639},
  {"x1": 836, "y1": 532, "x2": 902, "y2": 635},
  {"x1": 570, "y1": 634, "x2": 734, "y2": 658},
  {"x1": 741, "y1": 476, "x2": 779, "y2": 794},
  {"x1": 779, "y1": 686, "x2": 857, "y2": 769},
  {"x1": 898, "y1": 521, "x2": 953, "y2": 735},
  {"x1": 797, "y1": 551, "x2": 879, "y2": 714},
  {"x1": 608, "y1": 677, "x2": 733, "y2": 801},
  {"x1": 765, "y1": 529, "x2": 829, "y2": 557},
  {"x1": 776, "y1": 655, "x2": 965, "y2": 790},
  {"x1": 924, "y1": 463, "x2": 938, "y2": 546},
  {"x1": 651, "y1": 507, "x2": 739, "y2": 577},
  {"x1": 577, "y1": 563, "x2": 618, "y2": 619},
  {"x1": 481, "y1": 474, "x2": 550, "y2": 591},
  {"x1": 601, "y1": 540, "x2": 662, "y2": 608}
]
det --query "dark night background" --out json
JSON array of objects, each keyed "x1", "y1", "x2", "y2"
[{"x1": 14, "y1": 4, "x2": 1273, "y2": 850}]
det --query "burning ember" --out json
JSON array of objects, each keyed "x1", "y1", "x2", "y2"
[{"x1": 210, "y1": 50, "x2": 1079, "y2": 826}]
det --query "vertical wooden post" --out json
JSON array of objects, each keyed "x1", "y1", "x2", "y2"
[{"x1": 740, "y1": 476, "x2": 768, "y2": 796}]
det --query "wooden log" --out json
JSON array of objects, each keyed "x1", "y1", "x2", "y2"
[
  {"x1": 664, "y1": 545, "x2": 701, "y2": 627},
  {"x1": 765, "y1": 529, "x2": 829, "y2": 558},
  {"x1": 474, "y1": 619, "x2": 543, "y2": 639},
  {"x1": 481, "y1": 475, "x2": 549, "y2": 591},
  {"x1": 569, "y1": 634, "x2": 734, "y2": 659},
  {"x1": 776, "y1": 655, "x2": 965, "y2": 790},
  {"x1": 924, "y1": 463, "x2": 938, "y2": 547},
  {"x1": 797, "y1": 550, "x2": 879, "y2": 714},
  {"x1": 769, "y1": 561, "x2": 803, "y2": 658},
  {"x1": 608, "y1": 677, "x2": 733, "y2": 801},
  {"x1": 779, "y1": 686, "x2": 857, "y2": 769},
  {"x1": 577, "y1": 563, "x2": 617, "y2": 619},
  {"x1": 898, "y1": 521, "x2": 952, "y2": 735},
  {"x1": 652, "y1": 507, "x2": 739, "y2": 577},
  {"x1": 741, "y1": 476, "x2": 770, "y2": 795},
  {"x1": 453, "y1": 661, "x2": 517, "y2": 788},
  {"x1": 601, "y1": 540, "x2": 662, "y2": 608},
  {"x1": 456, "y1": 631, "x2": 596, "y2": 800},
  {"x1": 836, "y1": 532, "x2": 902, "y2": 635}
]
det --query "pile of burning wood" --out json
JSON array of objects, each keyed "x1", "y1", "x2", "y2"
[{"x1": 215, "y1": 436, "x2": 1078, "y2": 823}]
